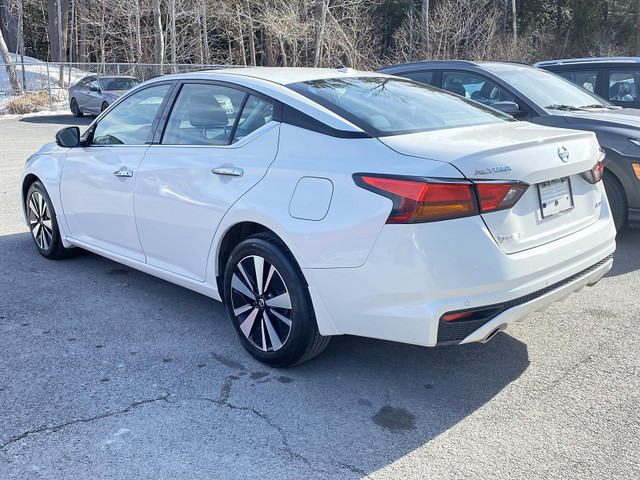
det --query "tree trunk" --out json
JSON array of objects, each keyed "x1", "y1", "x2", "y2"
[
  {"x1": 511, "y1": 0, "x2": 517, "y2": 40},
  {"x1": 153, "y1": 0, "x2": 164, "y2": 69},
  {"x1": 169, "y1": 0, "x2": 176, "y2": 64},
  {"x1": 246, "y1": 0, "x2": 256, "y2": 66},
  {"x1": 78, "y1": 0, "x2": 86, "y2": 62},
  {"x1": 134, "y1": 0, "x2": 142, "y2": 62},
  {"x1": 421, "y1": 0, "x2": 429, "y2": 53},
  {"x1": 201, "y1": 0, "x2": 209, "y2": 64},
  {"x1": 0, "y1": 26, "x2": 20, "y2": 92},
  {"x1": 47, "y1": 0, "x2": 60, "y2": 61},
  {"x1": 0, "y1": 0, "x2": 19, "y2": 52},
  {"x1": 313, "y1": 0, "x2": 326, "y2": 67},
  {"x1": 408, "y1": 0, "x2": 414, "y2": 61},
  {"x1": 236, "y1": 4, "x2": 246, "y2": 65}
]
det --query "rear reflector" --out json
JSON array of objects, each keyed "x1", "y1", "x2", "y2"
[
  {"x1": 356, "y1": 175, "x2": 477, "y2": 223},
  {"x1": 633, "y1": 162, "x2": 640, "y2": 180},
  {"x1": 443, "y1": 312, "x2": 475, "y2": 322},
  {"x1": 476, "y1": 183, "x2": 528, "y2": 212}
]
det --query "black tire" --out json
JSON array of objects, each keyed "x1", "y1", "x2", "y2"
[
  {"x1": 70, "y1": 98, "x2": 83, "y2": 117},
  {"x1": 603, "y1": 171, "x2": 627, "y2": 232},
  {"x1": 223, "y1": 233, "x2": 330, "y2": 367},
  {"x1": 101, "y1": 102, "x2": 109, "y2": 113},
  {"x1": 25, "y1": 181, "x2": 75, "y2": 260}
]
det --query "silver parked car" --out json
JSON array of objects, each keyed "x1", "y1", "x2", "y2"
[{"x1": 69, "y1": 75, "x2": 140, "y2": 117}]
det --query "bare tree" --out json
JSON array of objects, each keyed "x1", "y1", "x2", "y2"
[{"x1": 0, "y1": 24, "x2": 20, "y2": 91}]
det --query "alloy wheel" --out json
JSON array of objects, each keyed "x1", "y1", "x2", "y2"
[
  {"x1": 230, "y1": 255, "x2": 292, "y2": 352},
  {"x1": 28, "y1": 191, "x2": 53, "y2": 251}
]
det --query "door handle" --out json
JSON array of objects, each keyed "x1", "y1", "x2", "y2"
[
  {"x1": 113, "y1": 169, "x2": 133, "y2": 178},
  {"x1": 212, "y1": 166, "x2": 243, "y2": 177}
]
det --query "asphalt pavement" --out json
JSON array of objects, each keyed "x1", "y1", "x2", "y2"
[{"x1": 0, "y1": 113, "x2": 639, "y2": 479}]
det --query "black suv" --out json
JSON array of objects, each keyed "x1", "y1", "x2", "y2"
[
  {"x1": 535, "y1": 57, "x2": 640, "y2": 109},
  {"x1": 378, "y1": 60, "x2": 640, "y2": 230}
]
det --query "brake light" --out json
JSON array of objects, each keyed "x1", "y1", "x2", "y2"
[
  {"x1": 355, "y1": 175, "x2": 477, "y2": 223},
  {"x1": 580, "y1": 159, "x2": 605, "y2": 184},
  {"x1": 476, "y1": 183, "x2": 528, "y2": 212}
]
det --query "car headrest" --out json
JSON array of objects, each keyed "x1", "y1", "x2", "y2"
[{"x1": 188, "y1": 94, "x2": 228, "y2": 128}]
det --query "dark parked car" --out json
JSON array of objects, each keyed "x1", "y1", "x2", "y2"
[
  {"x1": 378, "y1": 60, "x2": 640, "y2": 230},
  {"x1": 69, "y1": 75, "x2": 140, "y2": 117},
  {"x1": 535, "y1": 57, "x2": 640, "y2": 109}
]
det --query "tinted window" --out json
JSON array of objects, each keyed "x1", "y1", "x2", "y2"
[
  {"x1": 101, "y1": 77, "x2": 141, "y2": 91},
  {"x1": 162, "y1": 84, "x2": 246, "y2": 145},
  {"x1": 397, "y1": 70, "x2": 434, "y2": 85},
  {"x1": 288, "y1": 77, "x2": 510, "y2": 136},
  {"x1": 556, "y1": 70, "x2": 598, "y2": 93},
  {"x1": 609, "y1": 70, "x2": 639, "y2": 103},
  {"x1": 92, "y1": 84, "x2": 170, "y2": 145},
  {"x1": 442, "y1": 71, "x2": 515, "y2": 106}
]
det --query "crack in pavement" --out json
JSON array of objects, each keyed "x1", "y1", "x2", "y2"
[{"x1": 0, "y1": 394, "x2": 170, "y2": 452}]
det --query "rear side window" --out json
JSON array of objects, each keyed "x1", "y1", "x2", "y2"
[
  {"x1": 556, "y1": 70, "x2": 598, "y2": 93},
  {"x1": 162, "y1": 84, "x2": 274, "y2": 146},
  {"x1": 608, "y1": 70, "x2": 639, "y2": 103},
  {"x1": 92, "y1": 84, "x2": 170, "y2": 145},
  {"x1": 441, "y1": 71, "x2": 515, "y2": 106},
  {"x1": 397, "y1": 70, "x2": 434, "y2": 85}
]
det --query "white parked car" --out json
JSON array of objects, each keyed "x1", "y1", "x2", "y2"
[{"x1": 21, "y1": 68, "x2": 616, "y2": 366}]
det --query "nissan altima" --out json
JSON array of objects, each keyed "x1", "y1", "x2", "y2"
[{"x1": 21, "y1": 68, "x2": 616, "y2": 366}]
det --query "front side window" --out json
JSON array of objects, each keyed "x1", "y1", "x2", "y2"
[
  {"x1": 556, "y1": 70, "x2": 598, "y2": 93},
  {"x1": 441, "y1": 71, "x2": 516, "y2": 106},
  {"x1": 162, "y1": 84, "x2": 273, "y2": 146},
  {"x1": 90, "y1": 78, "x2": 100, "y2": 91},
  {"x1": 609, "y1": 70, "x2": 639, "y2": 103},
  {"x1": 92, "y1": 84, "x2": 170, "y2": 145},
  {"x1": 288, "y1": 76, "x2": 511, "y2": 136}
]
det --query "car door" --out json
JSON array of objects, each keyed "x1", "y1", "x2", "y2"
[
  {"x1": 134, "y1": 81, "x2": 279, "y2": 281},
  {"x1": 74, "y1": 77, "x2": 92, "y2": 110},
  {"x1": 86, "y1": 77, "x2": 105, "y2": 114},
  {"x1": 60, "y1": 83, "x2": 173, "y2": 261}
]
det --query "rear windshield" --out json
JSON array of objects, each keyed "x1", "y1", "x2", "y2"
[
  {"x1": 101, "y1": 77, "x2": 141, "y2": 91},
  {"x1": 287, "y1": 76, "x2": 512, "y2": 137}
]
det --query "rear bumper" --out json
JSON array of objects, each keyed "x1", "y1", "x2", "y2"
[{"x1": 304, "y1": 202, "x2": 616, "y2": 346}]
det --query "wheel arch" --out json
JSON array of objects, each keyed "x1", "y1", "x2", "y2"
[{"x1": 214, "y1": 219, "x2": 340, "y2": 336}]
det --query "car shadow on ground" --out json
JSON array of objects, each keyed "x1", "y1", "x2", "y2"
[
  {"x1": 607, "y1": 226, "x2": 640, "y2": 277},
  {"x1": 0, "y1": 231, "x2": 532, "y2": 477},
  {"x1": 18, "y1": 114, "x2": 93, "y2": 125}
]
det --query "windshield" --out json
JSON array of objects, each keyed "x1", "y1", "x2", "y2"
[
  {"x1": 101, "y1": 77, "x2": 141, "y2": 91},
  {"x1": 482, "y1": 64, "x2": 615, "y2": 111},
  {"x1": 287, "y1": 76, "x2": 512, "y2": 136}
]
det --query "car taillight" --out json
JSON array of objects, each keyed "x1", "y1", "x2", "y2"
[
  {"x1": 580, "y1": 149, "x2": 606, "y2": 184},
  {"x1": 355, "y1": 175, "x2": 477, "y2": 223},
  {"x1": 580, "y1": 159, "x2": 605, "y2": 184},
  {"x1": 476, "y1": 183, "x2": 528, "y2": 212},
  {"x1": 354, "y1": 174, "x2": 529, "y2": 223}
]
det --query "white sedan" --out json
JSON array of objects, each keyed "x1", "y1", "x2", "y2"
[{"x1": 21, "y1": 68, "x2": 616, "y2": 366}]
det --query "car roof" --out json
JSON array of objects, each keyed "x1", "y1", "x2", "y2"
[
  {"x1": 192, "y1": 67, "x2": 382, "y2": 85},
  {"x1": 377, "y1": 60, "x2": 529, "y2": 73},
  {"x1": 534, "y1": 57, "x2": 640, "y2": 67}
]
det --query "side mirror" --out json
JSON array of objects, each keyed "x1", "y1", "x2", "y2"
[
  {"x1": 56, "y1": 126, "x2": 80, "y2": 148},
  {"x1": 491, "y1": 101, "x2": 521, "y2": 116},
  {"x1": 89, "y1": 85, "x2": 100, "y2": 92}
]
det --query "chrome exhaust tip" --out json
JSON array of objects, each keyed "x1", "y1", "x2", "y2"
[{"x1": 481, "y1": 324, "x2": 507, "y2": 343}]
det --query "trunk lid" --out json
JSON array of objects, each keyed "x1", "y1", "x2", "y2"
[{"x1": 379, "y1": 122, "x2": 604, "y2": 253}]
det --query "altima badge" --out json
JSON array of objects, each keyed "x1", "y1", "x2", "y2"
[
  {"x1": 474, "y1": 166, "x2": 512, "y2": 175},
  {"x1": 558, "y1": 146, "x2": 569, "y2": 162}
]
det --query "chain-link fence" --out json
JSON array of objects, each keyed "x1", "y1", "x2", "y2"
[{"x1": 0, "y1": 62, "x2": 234, "y2": 109}]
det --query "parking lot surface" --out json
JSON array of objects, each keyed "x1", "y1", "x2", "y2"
[{"x1": 1, "y1": 114, "x2": 639, "y2": 479}]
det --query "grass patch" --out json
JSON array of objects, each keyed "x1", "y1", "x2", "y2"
[{"x1": 3, "y1": 92, "x2": 50, "y2": 115}]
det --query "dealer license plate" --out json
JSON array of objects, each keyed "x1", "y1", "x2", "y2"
[{"x1": 538, "y1": 177, "x2": 574, "y2": 218}]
